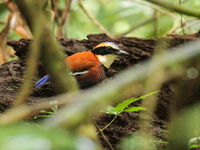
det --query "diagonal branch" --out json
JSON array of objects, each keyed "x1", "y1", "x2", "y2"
[
  {"x1": 128, "y1": 0, "x2": 178, "y2": 20},
  {"x1": 78, "y1": 0, "x2": 113, "y2": 37},
  {"x1": 57, "y1": 0, "x2": 72, "y2": 38},
  {"x1": 117, "y1": 16, "x2": 159, "y2": 36},
  {"x1": 144, "y1": 0, "x2": 200, "y2": 18}
]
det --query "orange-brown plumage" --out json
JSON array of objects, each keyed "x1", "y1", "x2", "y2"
[
  {"x1": 66, "y1": 51, "x2": 106, "y2": 88},
  {"x1": 35, "y1": 42, "x2": 128, "y2": 89}
]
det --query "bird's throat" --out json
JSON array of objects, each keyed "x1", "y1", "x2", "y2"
[{"x1": 97, "y1": 54, "x2": 117, "y2": 69}]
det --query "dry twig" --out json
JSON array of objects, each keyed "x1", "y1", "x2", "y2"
[
  {"x1": 95, "y1": 123, "x2": 114, "y2": 150},
  {"x1": 6, "y1": 0, "x2": 31, "y2": 39},
  {"x1": 57, "y1": 0, "x2": 72, "y2": 38},
  {"x1": 167, "y1": 19, "x2": 197, "y2": 34},
  {"x1": 179, "y1": 0, "x2": 185, "y2": 35},
  {"x1": 52, "y1": 0, "x2": 60, "y2": 22},
  {"x1": 78, "y1": 0, "x2": 113, "y2": 37},
  {"x1": 117, "y1": 16, "x2": 159, "y2": 36},
  {"x1": 0, "y1": 14, "x2": 11, "y2": 65}
]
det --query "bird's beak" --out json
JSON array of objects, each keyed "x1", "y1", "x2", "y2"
[{"x1": 117, "y1": 49, "x2": 129, "y2": 55}]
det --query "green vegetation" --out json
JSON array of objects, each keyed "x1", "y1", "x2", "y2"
[
  {"x1": 0, "y1": 0, "x2": 200, "y2": 150},
  {"x1": 105, "y1": 91, "x2": 159, "y2": 115},
  {"x1": 1, "y1": 0, "x2": 200, "y2": 40}
]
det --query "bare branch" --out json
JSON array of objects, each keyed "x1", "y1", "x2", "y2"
[
  {"x1": 179, "y1": 0, "x2": 185, "y2": 35},
  {"x1": 0, "y1": 14, "x2": 11, "y2": 65},
  {"x1": 57, "y1": 0, "x2": 72, "y2": 38},
  {"x1": 78, "y1": 0, "x2": 113, "y2": 37},
  {"x1": 52, "y1": 0, "x2": 59, "y2": 22},
  {"x1": 167, "y1": 19, "x2": 197, "y2": 34},
  {"x1": 95, "y1": 123, "x2": 115, "y2": 150},
  {"x1": 144, "y1": 0, "x2": 200, "y2": 18},
  {"x1": 116, "y1": 16, "x2": 159, "y2": 36},
  {"x1": 127, "y1": 0, "x2": 179, "y2": 20}
]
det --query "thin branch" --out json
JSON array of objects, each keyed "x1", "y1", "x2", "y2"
[
  {"x1": 167, "y1": 19, "x2": 196, "y2": 34},
  {"x1": 127, "y1": 0, "x2": 179, "y2": 20},
  {"x1": 179, "y1": 0, "x2": 185, "y2": 35},
  {"x1": 57, "y1": 0, "x2": 72, "y2": 38},
  {"x1": 78, "y1": 0, "x2": 113, "y2": 37},
  {"x1": 153, "y1": 10, "x2": 158, "y2": 38},
  {"x1": 52, "y1": 0, "x2": 59, "y2": 22},
  {"x1": 95, "y1": 123, "x2": 115, "y2": 150},
  {"x1": 6, "y1": 0, "x2": 31, "y2": 39},
  {"x1": 0, "y1": 14, "x2": 11, "y2": 65},
  {"x1": 100, "y1": 115, "x2": 118, "y2": 132},
  {"x1": 144, "y1": 0, "x2": 200, "y2": 18},
  {"x1": 116, "y1": 16, "x2": 159, "y2": 36}
]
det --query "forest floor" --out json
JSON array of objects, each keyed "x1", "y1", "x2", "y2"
[{"x1": 0, "y1": 33, "x2": 200, "y2": 149}]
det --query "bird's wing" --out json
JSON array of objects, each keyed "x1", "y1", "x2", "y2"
[
  {"x1": 35, "y1": 74, "x2": 50, "y2": 86},
  {"x1": 35, "y1": 70, "x2": 89, "y2": 87},
  {"x1": 35, "y1": 52, "x2": 98, "y2": 87},
  {"x1": 70, "y1": 70, "x2": 89, "y2": 76}
]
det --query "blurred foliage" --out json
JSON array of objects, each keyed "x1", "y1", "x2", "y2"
[
  {"x1": 0, "y1": 122, "x2": 77, "y2": 150},
  {"x1": 0, "y1": 0, "x2": 200, "y2": 40},
  {"x1": 118, "y1": 133, "x2": 157, "y2": 150},
  {"x1": 169, "y1": 103, "x2": 200, "y2": 150},
  {"x1": 0, "y1": 0, "x2": 200, "y2": 149}
]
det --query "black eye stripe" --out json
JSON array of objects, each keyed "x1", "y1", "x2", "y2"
[{"x1": 92, "y1": 46, "x2": 117, "y2": 55}]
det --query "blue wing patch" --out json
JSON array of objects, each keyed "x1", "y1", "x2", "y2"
[
  {"x1": 35, "y1": 70, "x2": 88, "y2": 86},
  {"x1": 35, "y1": 74, "x2": 50, "y2": 86}
]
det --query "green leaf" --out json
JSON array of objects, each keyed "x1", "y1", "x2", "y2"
[
  {"x1": 124, "y1": 106, "x2": 146, "y2": 112},
  {"x1": 104, "y1": 105, "x2": 117, "y2": 115},
  {"x1": 188, "y1": 137, "x2": 200, "y2": 149},
  {"x1": 189, "y1": 145, "x2": 200, "y2": 149},
  {"x1": 114, "y1": 91, "x2": 159, "y2": 115}
]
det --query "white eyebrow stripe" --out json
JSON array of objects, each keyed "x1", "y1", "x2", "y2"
[{"x1": 70, "y1": 70, "x2": 89, "y2": 76}]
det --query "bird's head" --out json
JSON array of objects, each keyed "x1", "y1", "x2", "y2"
[{"x1": 92, "y1": 42, "x2": 128, "y2": 68}]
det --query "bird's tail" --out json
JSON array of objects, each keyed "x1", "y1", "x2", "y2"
[{"x1": 35, "y1": 75, "x2": 50, "y2": 86}]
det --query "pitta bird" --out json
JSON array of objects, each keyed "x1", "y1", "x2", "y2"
[{"x1": 35, "y1": 42, "x2": 128, "y2": 89}]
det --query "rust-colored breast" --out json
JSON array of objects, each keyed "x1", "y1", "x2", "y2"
[
  {"x1": 66, "y1": 51, "x2": 98, "y2": 72},
  {"x1": 66, "y1": 51, "x2": 106, "y2": 88}
]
